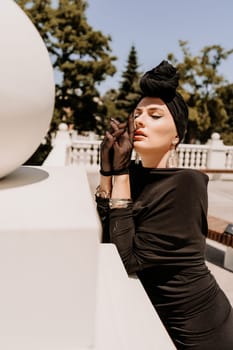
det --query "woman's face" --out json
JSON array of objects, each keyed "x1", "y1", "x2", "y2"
[{"x1": 133, "y1": 97, "x2": 178, "y2": 157}]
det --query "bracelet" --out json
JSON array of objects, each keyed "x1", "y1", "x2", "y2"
[
  {"x1": 109, "y1": 198, "x2": 132, "y2": 209},
  {"x1": 100, "y1": 168, "x2": 129, "y2": 176},
  {"x1": 111, "y1": 168, "x2": 129, "y2": 176},
  {"x1": 95, "y1": 185, "x2": 111, "y2": 198},
  {"x1": 100, "y1": 169, "x2": 113, "y2": 176}
]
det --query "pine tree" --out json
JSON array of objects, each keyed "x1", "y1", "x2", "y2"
[{"x1": 115, "y1": 45, "x2": 142, "y2": 121}]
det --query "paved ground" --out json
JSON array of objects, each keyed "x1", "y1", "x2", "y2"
[
  {"x1": 208, "y1": 178, "x2": 233, "y2": 222},
  {"x1": 206, "y1": 261, "x2": 233, "y2": 305},
  {"x1": 206, "y1": 178, "x2": 233, "y2": 305}
]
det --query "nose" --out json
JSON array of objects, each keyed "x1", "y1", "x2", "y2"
[{"x1": 134, "y1": 115, "x2": 145, "y2": 129}]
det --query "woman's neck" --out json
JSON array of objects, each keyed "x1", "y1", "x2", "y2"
[{"x1": 139, "y1": 151, "x2": 170, "y2": 168}]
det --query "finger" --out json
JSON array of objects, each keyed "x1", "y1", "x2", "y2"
[
  {"x1": 110, "y1": 117, "x2": 120, "y2": 125},
  {"x1": 110, "y1": 118, "x2": 127, "y2": 130},
  {"x1": 110, "y1": 120, "x2": 120, "y2": 132},
  {"x1": 128, "y1": 113, "x2": 135, "y2": 142},
  {"x1": 112, "y1": 128, "x2": 125, "y2": 139},
  {"x1": 103, "y1": 130, "x2": 115, "y2": 148},
  {"x1": 110, "y1": 122, "x2": 127, "y2": 135},
  {"x1": 118, "y1": 122, "x2": 127, "y2": 129},
  {"x1": 104, "y1": 129, "x2": 125, "y2": 149},
  {"x1": 117, "y1": 131, "x2": 129, "y2": 146}
]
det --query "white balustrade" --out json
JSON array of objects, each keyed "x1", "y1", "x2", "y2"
[
  {"x1": 225, "y1": 149, "x2": 233, "y2": 168},
  {"x1": 69, "y1": 139, "x2": 101, "y2": 171},
  {"x1": 177, "y1": 144, "x2": 209, "y2": 169},
  {"x1": 68, "y1": 138, "x2": 233, "y2": 171},
  {"x1": 48, "y1": 127, "x2": 233, "y2": 171}
]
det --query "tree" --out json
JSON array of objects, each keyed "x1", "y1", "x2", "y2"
[
  {"x1": 15, "y1": 0, "x2": 55, "y2": 50},
  {"x1": 115, "y1": 45, "x2": 142, "y2": 121},
  {"x1": 16, "y1": 0, "x2": 117, "y2": 133},
  {"x1": 168, "y1": 41, "x2": 233, "y2": 143},
  {"x1": 217, "y1": 84, "x2": 233, "y2": 144},
  {"x1": 99, "y1": 89, "x2": 119, "y2": 131}
]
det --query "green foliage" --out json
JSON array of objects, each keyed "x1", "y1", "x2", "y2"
[
  {"x1": 114, "y1": 45, "x2": 142, "y2": 121},
  {"x1": 16, "y1": 0, "x2": 116, "y2": 134},
  {"x1": 13, "y1": 2, "x2": 233, "y2": 148},
  {"x1": 15, "y1": 1, "x2": 53, "y2": 43},
  {"x1": 97, "y1": 89, "x2": 119, "y2": 134},
  {"x1": 15, "y1": 0, "x2": 117, "y2": 163},
  {"x1": 217, "y1": 84, "x2": 233, "y2": 144},
  {"x1": 104, "y1": 45, "x2": 140, "y2": 121},
  {"x1": 168, "y1": 41, "x2": 233, "y2": 143}
]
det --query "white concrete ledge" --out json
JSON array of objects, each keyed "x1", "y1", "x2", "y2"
[
  {"x1": 0, "y1": 165, "x2": 101, "y2": 349},
  {"x1": 95, "y1": 244, "x2": 176, "y2": 350}
]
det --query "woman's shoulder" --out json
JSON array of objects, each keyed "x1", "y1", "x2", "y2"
[
  {"x1": 130, "y1": 161, "x2": 209, "y2": 185},
  {"x1": 172, "y1": 168, "x2": 209, "y2": 194},
  {"x1": 174, "y1": 168, "x2": 208, "y2": 182}
]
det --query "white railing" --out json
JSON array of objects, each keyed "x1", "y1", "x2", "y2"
[
  {"x1": 70, "y1": 139, "x2": 101, "y2": 169},
  {"x1": 225, "y1": 148, "x2": 233, "y2": 168},
  {"x1": 44, "y1": 125, "x2": 233, "y2": 171},
  {"x1": 68, "y1": 133, "x2": 233, "y2": 171},
  {"x1": 178, "y1": 144, "x2": 209, "y2": 169}
]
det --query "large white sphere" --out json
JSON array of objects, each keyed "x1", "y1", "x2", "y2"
[{"x1": 0, "y1": 0, "x2": 55, "y2": 178}]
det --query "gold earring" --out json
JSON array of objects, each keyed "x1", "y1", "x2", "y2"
[{"x1": 166, "y1": 140, "x2": 178, "y2": 168}]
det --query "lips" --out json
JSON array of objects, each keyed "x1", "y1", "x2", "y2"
[{"x1": 134, "y1": 130, "x2": 146, "y2": 139}]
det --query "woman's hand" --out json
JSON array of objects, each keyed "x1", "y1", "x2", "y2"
[
  {"x1": 112, "y1": 114, "x2": 135, "y2": 175},
  {"x1": 100, "y1": 119, "x2": 126, "y2": 176}
]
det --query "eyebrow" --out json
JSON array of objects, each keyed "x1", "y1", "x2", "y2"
[{"x1": 135, "y1": 106, "x2": 165, "y2": 113}]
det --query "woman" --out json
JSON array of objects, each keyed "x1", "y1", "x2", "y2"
[{"x1": 95, "y1": 60, "x2": 233, "y2": 350}]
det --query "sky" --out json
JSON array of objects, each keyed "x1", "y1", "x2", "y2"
[{"x1": 86, "y1": 0, "x2": 233, "y2": 94}]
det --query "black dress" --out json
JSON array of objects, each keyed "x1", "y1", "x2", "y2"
[{"x1": 96, "y1": 162, "x2": 233, "y2": 350}]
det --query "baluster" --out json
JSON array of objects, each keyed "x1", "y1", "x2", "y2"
[
  {"x1": 179, "y1": 148, "x2": 184, "y2": 168},
  {"x1": 65, "y1": 145, "x2": 72, "y2": 165},
  {"x1": 230, "y1": 150, "x2": 233, "y2": 168},
  {"x1": 196, "y1": 149, "x2": 201, "y2": 168},
  {"x1": 85, "y1": 145, "x2": 90, "y2": 165},
  {"x1": 93, "y1": 144, "x2": 99, "y2": 167},
  {"x1": 71, "y1": 147, "x2": 78, "y2": 164},
  {"x1": 190, "y1": 148, "x2": 196, "y2": 168},
  {"x1": 97, "y1": 144, "x2": 100, "y2": 166},
  {"x1": 79, "y1": 146, "x2": 85, "y2": 164},
  {"x1": 201, "y1": 149, "x2": 207, "y2": 168},
  {"x1": 84, "y1": 144, "x2": 90, "y2": 165},
  {"x1": 90, "y1": 144, "x2": 94, "y2": 165},
  {"x1": 225, "y1": 150, "x2": 233, "y2": 169},
  {"x1": 184, "y1": 148, "x2": 190, "y2": 168},
  {"x1": 225, "y1": 150, "x2": 229, "y2": 168}
]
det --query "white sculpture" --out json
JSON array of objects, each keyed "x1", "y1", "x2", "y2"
[{"x1": 0, "y1": 0, "x2": 55, "y2": 179}]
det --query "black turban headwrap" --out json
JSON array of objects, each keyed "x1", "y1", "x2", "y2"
[{"x1": 139, "y1": 60, "x2": 188, "y2": 142}]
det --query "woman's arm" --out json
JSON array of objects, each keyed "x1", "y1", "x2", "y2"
[
  {"x1": 97, "y1": 174, "x2": 112, "y2": 198},
  {"x1": 111, "y1": 174, "x2": 131, "y2": 201},
  {"x1": 95, "y1": 175, "x2": 112, "y2": 243},
  {"x1": 109, "y1": 170, "x2": 209, "y2": 275},
  {"x1": 95, "y1": 119, "x2": 126, "y2": 241}
]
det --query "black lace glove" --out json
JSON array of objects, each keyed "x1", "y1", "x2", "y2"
[
  {"x1": 112, "y1": 114, "x2": 134, "y2": 175},
  {"x1": 100, "y1": 119, "x2": 126, "y2": 176}
]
